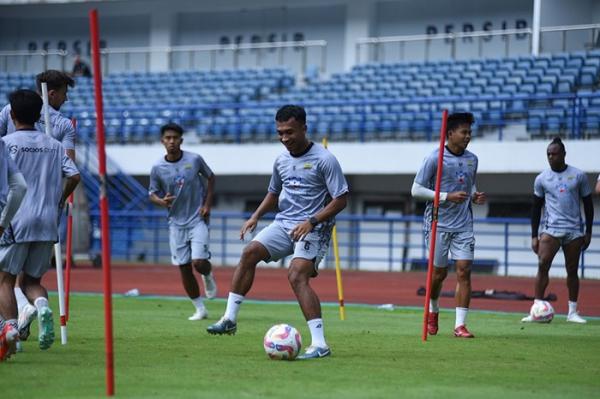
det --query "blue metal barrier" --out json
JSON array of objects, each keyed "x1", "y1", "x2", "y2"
[{"x1": 87, "y1": 210, "x2": 600, "y2": 277}]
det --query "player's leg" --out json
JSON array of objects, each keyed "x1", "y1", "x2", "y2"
[
  {"x1": 15, "y1": 275, "x2": 37, "y2": 341},
  {"x1": 208, "y1": 222, "x2": 288, "y2": 335},
  {"x1": 534, "y1": 234, "x2": 561, "y2": 299},
  {"x1": 522, "y1": 233, "x2": 560, "y2": 322},
  {"x1": 291, "y1": 224, "x2": 332, "y2": 359},
  {"x1": 562, "y1": 234, "x2": 586, "y2": 323},
  {"x1": 190, "y1": 222, "x2": 217, "y2": 299},
  {"x1": 20, "y1": 242, "x2": 55, "y2": 350},
  {"x1": 451, "y1": 231, "x2": 475, "y2": 338},
  {"x1": 0, "y1": 244, "x2": 30, "y2": 359},
  {"x1": 169, "y1": 225, "x2": 206, "y2": 320},
  {"x1": 426, "y1": 230, "x2": 451, "y2": 336}
]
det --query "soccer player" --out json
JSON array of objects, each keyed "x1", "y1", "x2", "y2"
[
  {"x1": 207, "y1": 105, "x2": 349, "y2": 360},
  {"x1": 0, "y1": 133, "x2": 28, "y2": 361},
  {"x1": 0, "y1": 70, "x2": 76, "y2": 160},
  {"x1": 0, "y1": 89, "x2": 80, "y2": 353},
  {"x1": 522, "y1": 137, "x2": 593, "y2": 324},
  {"x1": 411, "y1": 112, "x2": 486, "y2": 338},
  {"x1": 149, "y1": 123, "x2": 217, "y2": 321},
  {"x1": 0, "y1": 70, "x2": 77, "y2": 341}
]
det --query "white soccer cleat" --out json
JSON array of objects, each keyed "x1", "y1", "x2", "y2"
[
  {"x1": 188, "y1": 308, "x2": 208, "y2": 321},
  {"x1": 566, "y1": 312, "x2": 587, "y2": 324},
  {"x1": 202, "y1": 272, "x2": 218, "y2": 299},
  {"x1": 18, "y1": 303, "x2": 38, "y2": 341},
  {"x1": 521, "y1": 314, "x2": 534, "y2": 322}
]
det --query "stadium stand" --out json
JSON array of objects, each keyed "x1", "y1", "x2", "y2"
[{"x1": 1, "y1": 51, "x2": 599, "y2": 143}]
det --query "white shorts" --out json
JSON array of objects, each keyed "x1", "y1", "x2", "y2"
[
  {"x1": 169, "y1": 222, "x2": 210, "y2": 266},
  {"x1": 540, "y1": 228, "x2": 584, "y2": 246},
  {"x1": 252, "y1": 220, "x2": 333, "y2": 275},
  {"x1": 0, "y1": 242, "x2": 54, "y2": 278},
  {"x1": 424, "y1": 230, "x2": 475, "y2": 268}
]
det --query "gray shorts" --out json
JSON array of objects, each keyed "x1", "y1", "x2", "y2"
[
  {"x1": 0, "y1": 242, "x2": 54, "y2": 278},
  {"x1": 424, "y1": 230, "x2": 475, "y2": 268},
  {"x1": 541, "y1": 228, "x2": 584, "y2": 246},
  {"x1": 252, "y1": 221, "x2": 333, "y2": 274},
  {"x1": 169, "y1": 222, "x2": 210, "y2": 266}
]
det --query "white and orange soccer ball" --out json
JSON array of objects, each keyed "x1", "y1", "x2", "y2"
[
  {"x1": 263, "y1": 324, "x2": 302, "y2": 360},
  {"x1": 530, "y1": 301, "x2": 555, "y2": 323}
]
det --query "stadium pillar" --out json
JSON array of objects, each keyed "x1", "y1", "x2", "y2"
[
  {"x1": 532, "y1": 0, "x2": 542, "y2": 56},
  {"x1": 149, "y1": 6, "x2": 176, "y2": 72},
  {"x1": 344, "y1": 0, "x2": 375, "y2": 71}
]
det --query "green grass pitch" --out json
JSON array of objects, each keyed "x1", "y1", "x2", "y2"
[{"x1": 4, "y1": 294, "x2": 600, "y2": 399}]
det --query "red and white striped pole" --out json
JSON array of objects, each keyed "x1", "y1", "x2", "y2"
[
  {"x1": 65, "y1": 118, "x2": 76, "y2": 322},
  {"x1": 89, "y1": 9, "x2": 115, "y2": 396},
  {"x1": 422, "y1": 109, "x2": 448, "y2": 342}
]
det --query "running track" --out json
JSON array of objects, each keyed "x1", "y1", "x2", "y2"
[{"x1": 43, "y1": 264, "x2": 600, "y2": 316}]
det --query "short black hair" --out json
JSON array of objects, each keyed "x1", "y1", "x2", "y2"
[
  {"x1": 275, "y1": 104, "x2": 306, "y2": 125},
  {"x1": 9, "y1": 89, "x2": 42, "y2": 126},
  {"x1": 160, "y1": 122, "x2": 184, "y2": 136},
  {"x1": 36, "y1": 70, "x2": 75, "y2": 93},
  {"x1": 549, "y1": 136, "x2": 566, "y2": 153},
  {"x1": 447, "y1": 112, "x2": 475, "y2": 135}
]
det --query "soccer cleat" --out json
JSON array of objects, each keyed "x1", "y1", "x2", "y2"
[
  {"x1": 453, "y1": 325, "x2": 475, "y2": 338},
  {"x1": 297, "y1": 345, "x2": 331, "y2": 360},
  {"x1": 202, "y1": 272, "x2": 218, "y2": 299},
  {"x1": 427, "y1": 312, "x2": 439, "y2": 335},
  {"x1": 0, "y1": 324, "x2": 19, "y2": 361},
  {"x1": 188, "y1": 308, "x2": 208, "y2": 321},
  {"x1": 521, "y1": 314, "x2": 534, "y2": 322},
  {"x1": 566, "y1": 312, "x2": 587, "y2": 324},
  {"x1": 38, "y1": 306, "x2": 55, "y2": 350},
  {"x1": 206, "y1": 317, "x2": 237, "y2": 335},
  {"x1": 18, "y1": 303, "x2": 38, "y2": 341}
]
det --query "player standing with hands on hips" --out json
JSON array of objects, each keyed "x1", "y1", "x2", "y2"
[{"x1": 412, "y1": 112, "x2": 486, "y2": 338}]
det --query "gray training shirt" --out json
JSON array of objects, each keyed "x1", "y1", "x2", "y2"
[
  {"x1": 149, "y1": 151, "x2": 214, "y2": 228},
  {"x1": 0, "y1": 104, "x2": 76, "y2": 150},
  {"x1": 2, "y1": 130, "x2": 79, "y2": 243},
  {"x1": 534, "y1": 165, "x2": 592, "y2": 232},
  {"x1": 268, "y1": 143, "x2": 349, "y2": 228},
  {"x1": 0, "y1": 140, "x2": 20, "y2": 209},
  {"x1": 414, "y1": 147, "x2": 479, "y2": 232}
]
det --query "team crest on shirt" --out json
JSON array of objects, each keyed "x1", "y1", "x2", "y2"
[
  {"x1": 556, "y1": 182, "x2": 568, "y2": 193},
  {"x1": 455, "y1": 170, "x2": 466, "y2": 184},
  {"x1": 174, "y1": 175, "x2": 185, "y2": 191}
]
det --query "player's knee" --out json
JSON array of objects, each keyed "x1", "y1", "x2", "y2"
[
  {"x1": 287, "y1": 267, "x2": 308, "y2": 288},
  {"x1": 433, "y1": 267, "x2": 448, "y2": 281},
  {"x1": 240, "y1": 242, "x2": 264, "y2": 266},
  {"x1": 192, "y1": 259, "x2": 210, "y2": 274},
  {"x1": 456, "y1": 266, "x2": 471, "y2": 282}
]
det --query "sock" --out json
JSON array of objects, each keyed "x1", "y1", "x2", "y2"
[
  {"x1": 429, "y1": 299, "x2": 439, "y2": 313},
  {"x1": 223, "y1": 292, "x2": 244, "y2": 322},
  {"x1": 6, "y1": 319, "x2": 18, "y2": 329},
  {"x1": 191, "y1": 296, "x2": 205, "y2": 311},
  {"x1": 34, "y1": 297, "x2": 49, "y2": 312},
  {"x1": 14, "y1": 287, "x2": 30, "y2": 314},
  {"x1": 455, "y1": 307, "x2": 468, "y2": 328},
  {"x1": 534, "y1": 298, "x2": 544, "y2": 305},
  {"x1": 307, "y1": 318, "x2": 327, "y2": 348},
  {"x1": 568, "y1": 301, "x2": 577, "y2": 315}
]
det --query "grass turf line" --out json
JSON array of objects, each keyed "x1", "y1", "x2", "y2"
[{"x1": 3, "y1": 295, "x2": 599, "y2": 399}]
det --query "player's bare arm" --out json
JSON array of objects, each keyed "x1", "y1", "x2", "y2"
[
  {"x1": 290, "y1": 192, "x2": 348, "y2": 241},
  {"x1": 240, "y1": 192, "x2": 279, "y2": 240},
  {"x1": 582, "y1": 195, "x2": 594, "y2": 251},
  {"x1": 150, "y1": 192, "x2": 176, "y2": 208},
  {"x1": 200, "y1": 173, "x2": 215, "y2": 221}
]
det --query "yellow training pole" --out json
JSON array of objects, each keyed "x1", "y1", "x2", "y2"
[{"x1": 322, "y1": 138, "x2": 346, "y2": 320}]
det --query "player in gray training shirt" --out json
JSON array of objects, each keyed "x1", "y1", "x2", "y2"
[
  {"x1": 208, "y1": 105, "x2": 349, "y2": 360},
  {"x1": 149, "y1": 123, "x2": 217, "y2": 321},
  {"x1": 523, "y1": 137, "x2": 594, "y2": 324},
  {"x1": 0, "y1": 70, "x2": 76, "y2": 160},
  {"x1": 0, "y1": 90, "x2": 79, "y2": 356},
  {"x1": 411, "y1": 112, "x2": 486, "y2": 339}
]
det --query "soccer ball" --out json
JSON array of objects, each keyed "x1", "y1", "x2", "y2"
[
  {"x1": 263, "y1": 324, "x2": 302, "y2": 360},
  {"x1": 530, "y1": 301, "x2": 555, "y2": 323}
]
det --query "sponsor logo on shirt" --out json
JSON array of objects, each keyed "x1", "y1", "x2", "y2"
[
  {"x1": 303, "y1": 163, "x2": 313, "y2": 169},
  {"x1": 12, "y1": 146, "x2": 57, "y2": 154}
]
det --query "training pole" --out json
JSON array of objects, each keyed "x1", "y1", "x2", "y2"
[
  {"x1": 41, "y1": 83, "x2": 68, "y2": 345},
  {"x1": 90, "y1": 9, "x2": 115, "y2": 396},
  {"x1": 422, "y1": 109, "x2": 448, "y2": 342},
  {"x1": 64, "y1": 118, "x2": 76, "y2": 322},
  {"x1": 322, "y1": 138, "x2": 346, "y2": 320}
]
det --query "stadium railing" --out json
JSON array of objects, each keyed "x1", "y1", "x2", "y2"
[{"x1": 86, "y1": 210, "x2": 600, "y2": 278}]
